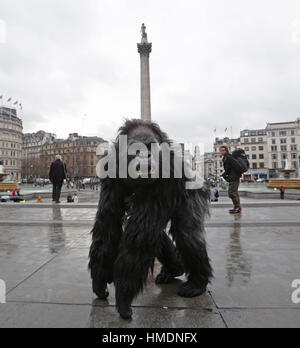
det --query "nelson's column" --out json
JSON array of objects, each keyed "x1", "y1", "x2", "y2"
[{"x1": 138, "y1": 24, "x2": 152, "y2": 122}]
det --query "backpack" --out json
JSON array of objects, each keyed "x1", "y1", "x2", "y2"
[
  {"x1": 215, "y1": 190, "x2": 220, "y2": 198},
  {"x1": 232, "y1": 149, "x2": 250, "y2": 175}
]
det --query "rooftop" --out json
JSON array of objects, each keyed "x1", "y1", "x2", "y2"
[{"x1": 0, "y1": 107, "x2": 22, "y2": 126}]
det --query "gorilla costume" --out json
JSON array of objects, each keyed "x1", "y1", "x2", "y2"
[{"x1": 89, "y1": 119, "x2": 213, "y2": 319}]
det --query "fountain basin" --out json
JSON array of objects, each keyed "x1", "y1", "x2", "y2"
[
  {"x1": 268, "y1": 179, "x2": 300, "y2": 189},
  {"x1": 0, "y1": 164, "x2": 18, "y2": 192},
  {"x1": 0, "y1": 182, "x2": 18, "y2": 192}
]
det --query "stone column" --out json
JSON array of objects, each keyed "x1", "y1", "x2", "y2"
[{"x1": 138, "y1": 24, "x2": 152, "y2": 122}]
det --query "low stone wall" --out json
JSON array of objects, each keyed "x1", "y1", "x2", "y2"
[
  {"x1": 0, "y1": 182, "x2": 18, "y2": 191},
  {"x1": 19, "y1": 190, "x2": 77, "y2": 202},
  {"x1": 220, "y1": 190, "x2": 300, "y2": 200}
]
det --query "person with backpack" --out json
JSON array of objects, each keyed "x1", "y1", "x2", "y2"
[{"x1": 220, "y1": 146, "x2": 249, "y2": 214}]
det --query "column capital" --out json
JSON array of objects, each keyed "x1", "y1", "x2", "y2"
[{"x1": 138, "y1": 43, "x2": 152, "y2": 56}]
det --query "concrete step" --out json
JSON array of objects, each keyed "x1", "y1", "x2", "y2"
[{"x1": 1, "y1": 201, "x2": 300, "y2": 209}]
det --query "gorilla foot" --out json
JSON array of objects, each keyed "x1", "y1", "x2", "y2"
[
  {"x1": 156, "y1": 269, "x2": 174, "y2": 284},
  {"x1": 178, "y1": 281, "x2": 207, "y2": 298},
  {"x1": 117, "y1": 304, "x2": 133, "y2": 320},
  {"x1": 93, "y1": 281, "x2": 109, "y2": 300},
  {"x1": 156, "y1": 266, "x2": 184, "y2": 284},
  {"x1": 95, "y1": 289, "x2": 109, "y2": 300}
]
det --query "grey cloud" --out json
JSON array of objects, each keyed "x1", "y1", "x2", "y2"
[{"x1": 1, "y1": 0, "x2": 300, "y2": 151}]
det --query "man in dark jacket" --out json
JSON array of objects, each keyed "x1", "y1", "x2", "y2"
[
  {"x1": 49, "y1": 155, "x2": 67, "y2": 204},
  {"x1": 220, "y1": 146, "x2": 242, "y2": 214}
]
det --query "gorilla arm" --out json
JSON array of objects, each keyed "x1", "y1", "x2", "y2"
[{"x1": 89, "y1": 178, "x2": 124, "y2": 299}]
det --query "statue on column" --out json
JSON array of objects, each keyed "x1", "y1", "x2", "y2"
[{"x1": 141, "y1": 23, "x2": 148, "y2": 43}]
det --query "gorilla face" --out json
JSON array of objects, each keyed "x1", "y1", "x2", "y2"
[
  {"x1": 120, "y1": 127, "x2": 161, "y2": 185},
  {"x1": 97, "y1": 119, "x2": 177, "y2": 186},
  {"x1": 127, "y1": 130, "x2": 159, "y2": 177}
]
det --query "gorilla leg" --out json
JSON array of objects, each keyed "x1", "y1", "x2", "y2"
[
  {"x1": 114, "y1": 205, "x2": 164, "y2": 319},
  {"x1": 114, "y1": 247, "x2": 155, "y2": 319},
  {"x1": 89, "y1": 180, "x2": 124, "y2": 299},
  {"x1": 170, "y1": 200, "x2": 213, "y2": 297},
  {"x1": 155, "y1": 231, "x2": 184, "y2": 284}
]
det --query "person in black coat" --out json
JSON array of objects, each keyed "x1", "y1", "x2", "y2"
[
  {"x1": 280, "y1": 186, "x2": 285, "y2": 200},
  {"x1": 220, "y1": 146, "x2": 242, "y2": 214},
  {"x1": 49, "y1": 155, "x2": 67, "y2": 204}
]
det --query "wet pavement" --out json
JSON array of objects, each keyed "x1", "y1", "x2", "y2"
[{"x1": 0, "y1": 192, "x2": 300, "y2": 328}]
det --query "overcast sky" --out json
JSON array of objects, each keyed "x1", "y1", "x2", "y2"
[{"x1": 1, "y1": 0, "x2": 300, "y2": 151}]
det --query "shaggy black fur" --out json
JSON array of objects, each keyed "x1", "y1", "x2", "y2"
[{"x1": 89, "y1": 119, "x2": 213, "y2": 319}]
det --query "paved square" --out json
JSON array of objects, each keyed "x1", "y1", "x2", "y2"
[{"x1": 0, "y1": 193, "x2": 300, "y2": 328}]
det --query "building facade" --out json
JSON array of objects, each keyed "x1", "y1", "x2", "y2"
[
  {"x1": 205, "y1": 119, "x2": 300, "y2": 182},
  {"x1": 201, "y1": 152, "x2": 215, "y2": 181},
  {"x1": 40, "y1": 134, "x2": 107, "y2": 178},
  {"x1": 240, "y1": 129, "x2": 269, "y2": 180},
  {"x1": 22, "y1": 131, "x2": 56, "y2": 179},
  {"x1": 266, "y1": 119, "x2": 300, "y2": 178},
  {"x1": 0, "y1": 107, "x2": 23, "y2": 180}
]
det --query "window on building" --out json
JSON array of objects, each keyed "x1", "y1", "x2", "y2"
[
  {"x1": 292, "y1": 153, "x2": 297, "y2": 159},
  {"x1": 251, "y1": 146, "x2": 256, "y2": 151},
  {"x1": 259, "y1": 146, "x2": 264, "y2": 151},
  {"x1": 244, "y1": 147, "x2": 249, "y2": 151},
  {"x1": 272, "y1": 132, "x2": 276, "y2": 137},
  {"x1": 279, "y1": 131, "x2": 287, "y2": 137},
  {"x1": 252, "y1": 163, "x2": 258, "y2": 169},
  {"x1": 281, "y1": 146, "x2": 287, "y2": 151},
  {"x1": 259, "y1": 163, "x2": 264, "y2": 169},
  {"x1": 291, "y1": 138, "x2": 296, "y2": 143},
  {"x1": 280, "y1": 138, "x2": 287, "y2": 144},
  {"x1": 244, "y1": 138, "x2": 249, "y2": 143},
  {"x1": 291, "y1": 145, "x2": 297, "y2": 151},
  {"x1": 291, "y1": 130, "x2": 295, "y2": 136},
  {"x1": 258, "y1": 137, "x2": 263, "y2": 142},
  {"x1": 259, "y1": 154, "x2": 264, "y2": 159},
  {"x1": 282, "y1": 153, "x2": 287, "y2": 160},
  {"x1": 273, "y1": 162, "x2": 278, "y2": 169},
  {"x1": 252, "y1": 154, "x2": 257, "y2": 160},
  {"x1": 271, "y1": 146, "x2": 277, "y2": 151}
]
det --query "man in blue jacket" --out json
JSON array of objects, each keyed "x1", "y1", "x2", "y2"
[
  {"x1": 49, "y1": 155, "x2": 67, "y2": 204},
  {"x1": 220, "y1": 146, "x2": 242, "y2": 214}
]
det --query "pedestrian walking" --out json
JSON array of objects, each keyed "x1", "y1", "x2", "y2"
[
  {"x1": 280, "y1": 186, "x2": 285, "y2": 200},
  {"x1": 49, "y1": 155, "x2": 67, "y2": 204}
]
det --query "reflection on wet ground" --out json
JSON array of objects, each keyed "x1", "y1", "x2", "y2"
[
  {"x1": 225, "y1": 216, "x2": 252, "y2": 287},
  {"x1": 0, "y1": 194, "x2": 300, "y2": 327}
]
